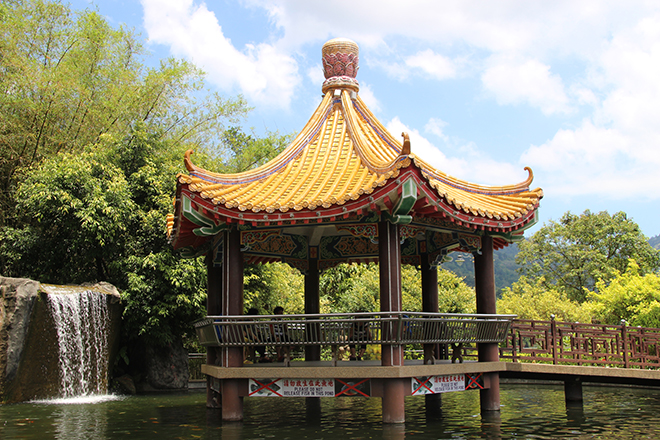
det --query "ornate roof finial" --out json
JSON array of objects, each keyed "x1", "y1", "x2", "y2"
[{"x1": 321, "y1": 38, "x2": 359, "y2": 94}]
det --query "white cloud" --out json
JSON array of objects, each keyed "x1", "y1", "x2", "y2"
[
  {"x1": 405, "y1": 50, "x2": 458, "y2": 80},
  {"x1": 386, "y1": 117, "x2": 526, "y2": 185},
  {"x1": 481, "y1": 56, "x2": 572, "y2": 115},
  {"x1": 141, "y1": 0, "x2": 300, "y2": 108},
  {"x1": 306, "y1": 64, "x2": 325, "y2": 88},
  {"x1": 518, "y1": 13, "x2": 660, "y2": 201},
  {"x1": 357, "y1": 82, "x2": 381, "y2": 113},
  {"x1": 424, "y1": 118, "x2": 449, "y2": 143},
  {"x1": 521, "y1": 121, "x2": 660, "y2": 199}
]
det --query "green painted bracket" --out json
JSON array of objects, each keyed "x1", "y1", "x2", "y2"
[
  {"x1": 182, "y1": 196, "x2": 227, "y2": 237},
  {"x1": 384, "y1": 178, "x2": 417, "y2": 225}
]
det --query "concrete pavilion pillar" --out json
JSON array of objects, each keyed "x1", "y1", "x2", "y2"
[
  {"x1": 421, "y1": 256, "x2": 442, "y2": 411},
  {"x1": 206, "y1": 250, "x2": 222, "y2": 409},
  {"x1": 378, "y1": 220, "x2": 406, "y2": 424},
  {"x1": 221, "y1": 227, "x2": 244, "y2": 421},
  {"x1": 474, "y1": 235, "x2": 500, "y2": 412}
]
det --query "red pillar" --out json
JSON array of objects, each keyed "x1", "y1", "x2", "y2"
[
  {"x1": 421, "y1": 258, "x2": 439, "y2": 363},
  {"x1": 474, "y1": 235, "x2": 500, "y2": 412},
  {"x1": 305, "y1": 256, "x2": 321, "y2": 361},
  {"x1": 222, "y1": 227, "x2": 244, "y2": 421},
  {"x1": 379, "y1": 220, "x2": 405, "y2": 423},
  {"x1": 421, "y1": 257, "x2": 442, "y2": 411},
  {"x1": 206, "y1": 250, "x2": 222, "y2": 409}
]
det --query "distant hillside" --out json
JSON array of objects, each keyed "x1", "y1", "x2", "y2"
[
  {"x1": 650, "y1": 235, "x2": 660, "y2": 250},
  {"x1": 442, "y1": 243, "x2": 520, "y2": 295}
]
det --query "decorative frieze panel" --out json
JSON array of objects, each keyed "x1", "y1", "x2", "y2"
[{"x1": 240, "y1": 230, "x2": 307, "y2": 260}]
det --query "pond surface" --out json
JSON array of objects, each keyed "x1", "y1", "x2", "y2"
[{"x1": 1, "y1": 384, "x2": 659, "y2": 439}]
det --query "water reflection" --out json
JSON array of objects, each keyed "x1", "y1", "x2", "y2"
[
  {"x1": 2, "y1": 385, "x2": 660, "y2": 439},
  {"x1": 52, "y1": 403, "x2": 107, "y2": 440}
]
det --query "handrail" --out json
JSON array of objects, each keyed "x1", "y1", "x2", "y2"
[
  {"x1": 194, "y1": 312, "x2": 515, "y2": 348},
  {"x1": 496, "y1": 319, "x2": 660, "y2": 369}
]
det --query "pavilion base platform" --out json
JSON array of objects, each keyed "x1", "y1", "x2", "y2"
[{"x1": 202, "y1": 360, "x2": 504, "y2": 423}]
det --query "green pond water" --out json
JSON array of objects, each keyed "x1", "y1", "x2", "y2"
[{"x1": 1, "y1": 384, "x2": 659, "y2": 439}]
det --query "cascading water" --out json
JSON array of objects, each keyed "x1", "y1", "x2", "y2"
[{"x1": 46, "y1": 290, "x2": 110, "y2": 398}]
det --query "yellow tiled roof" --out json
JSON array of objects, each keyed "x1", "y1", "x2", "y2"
[
  {"x1": 178, "y1": 89, "x2": 542, "y2": 222},
  {"x1": 168, "y1": 37, "x2": 543, "y2": 251}
]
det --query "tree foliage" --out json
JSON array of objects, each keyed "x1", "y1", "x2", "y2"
[
  {"x1": 497, "y1": 276, "x2": 591, "y2": 322},
  {"x1": 587, "y1": 260, "x2": 660, "y2": 328},
  {"x1": 0, "y1": 0, "x2": 247, "y2": 226},
  {"x1": 516, "y1": 210, "x2": 660, "y2": 302},
  {"x1": 437, "y1": 269, "x2": 476, "y2": 314},
  {"x1": 243, "y1": 262, "x2": 305, "y2": 315},
  {"x1": 0, "y1": 127, "x2": 209, "y2": 346},
  {"x1": 318, "y1": 263, "x2": 473, "y2": 314}
]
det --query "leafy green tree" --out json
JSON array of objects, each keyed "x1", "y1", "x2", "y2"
[
  {"x1": 244, "y1": 262, "x2": 305, "y2": 315},
  {"x1": 219, "y1": 127, "x2": 291, "y2": 173},
  {"x1": 497, "y1": 276, "x2": 591, "y2": 322},
  {"x1": 587, "y1": 260, "x2": 660, "y2": 328},
  {"x1": 0, "y1": 0, "x2": 247, "y2": 226},
  {"x1": 517, "y1": 210, "x2": 660, "y2": 302},
  {"x1": 437, "y1": 269, "x2": 476, "y2": 314},
  {"x1": 320, "y1": 263, "x2": 380, "y2": 313},
  {"x1": 319, "y1": 263, "x2": 473, "y2": 314},
  {"x1": 0, "y1": 127, "x2": 208, "y2": 346}
]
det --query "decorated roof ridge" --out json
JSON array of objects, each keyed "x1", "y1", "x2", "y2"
[
  {"x1": 418, "y1": 159, "x2": 539, "y2": 196},
  {"x1": 182, "y1": 92, "x2": 335, "y2": 185},
  {"x1": 181, "y1": 89, "x2": 411, "y2": 187},
  {"x1": 342, "y1": 91, "x2": 408, "y2": 174}
]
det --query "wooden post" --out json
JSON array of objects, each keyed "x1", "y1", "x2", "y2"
[
  {"x1": 621, "y1": 320, "x2": 629, "y2": 368},
  {"x1": 421, "y1": 257, "x2": 439, "y2": 363},
  {"x1": 551, "y1": 315, "x2": 558, "y2": 365},
  {"x1": 305, "y1": 256, "x2": 321, "y2": 362},
  {"x1": 474, "y1": 235, "x2": 500, "y2": 413},
  {"x1": 206, "y1": 250, "x2": 222, "y2": 409},
  {"x1": 378, "y1": 220, "x2": 405, "y2": 423},
  {"x1": 221, "y1": 227, "x2": 244, "y2": 421},
  {"x1": 421, "y1": 257, "x2": 442, "y2": 411}
]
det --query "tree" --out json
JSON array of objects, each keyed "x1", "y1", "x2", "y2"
[
  {"x1": 436, "y1": 269, "x2": 476, "y2": 314},
  {"x1": 587, "y1": 260, "x2": 660, "y2": 328},
  {"x1": 0, "y1": 0, "x2": 248, "y2": 226},
  {"x1": 320, "y1": 263, "x2": 380, "y2": 313},
  {"x1": 319, "y1": 263, "x2": 473, "y2": 314},
  {"x1": 0, "y1": 126, "x2": 209, "y2": 346},
  {"x1": 516, "y1": 210, "x2": 660, "y2": 302},
  {"x1": 497, "y1": 276, "x2": 591, "y2": 322},
  {"x1": 244, "y1": 262, "x2": 305, "y2": 315}
]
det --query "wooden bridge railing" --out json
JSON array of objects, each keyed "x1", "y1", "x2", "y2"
[{"x1": 459, "y1": 318, "x2": 660, "y2": 369}]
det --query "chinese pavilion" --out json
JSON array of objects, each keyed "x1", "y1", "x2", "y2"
[{"x1": 167, "y1": 38, "x2": 543, "y2": 423}]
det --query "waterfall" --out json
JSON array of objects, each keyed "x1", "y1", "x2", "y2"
[{"x1": 47, "y1": 290, "x2": 110, "y2": 398}]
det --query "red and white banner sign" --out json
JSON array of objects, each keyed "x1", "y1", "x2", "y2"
[
  {"x1": 249, "y1": 378, "x2": 335, "y2": 397},
  {"x1": 411, "y1": 374, "x2": 466, "y2": 395}
]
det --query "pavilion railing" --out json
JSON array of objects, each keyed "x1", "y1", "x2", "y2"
[
  {"x1": 493, "y1": 318, "x2": 660, "y2": 369},
  {"x1": 194, "y1": 312, "x2": 515, "y2": 349}
]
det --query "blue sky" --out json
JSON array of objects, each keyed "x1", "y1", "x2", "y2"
[{"x1": 71, "y1": 0, "x2": 660, "y2": 238}]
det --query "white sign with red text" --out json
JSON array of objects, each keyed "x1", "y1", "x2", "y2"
[{"x1": 411, "y1": 375, "x2": 466, "y2": 395}]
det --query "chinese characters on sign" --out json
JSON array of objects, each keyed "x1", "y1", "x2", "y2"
[
  {"x1": 411, "y1": 375, "x2": 466, "y2": 395},
  {"x1": 249, "y1": 378, "x2": 336, "y2": 397}
]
